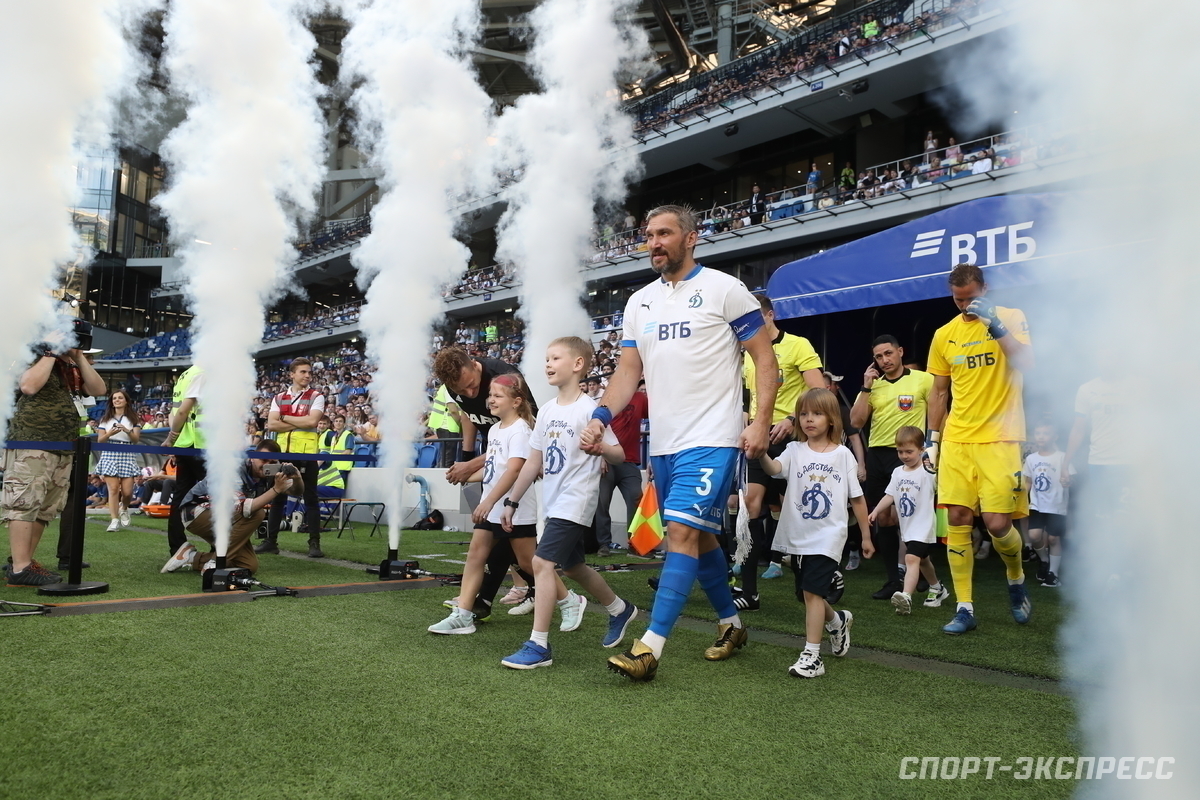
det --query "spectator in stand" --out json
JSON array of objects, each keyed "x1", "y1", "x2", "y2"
[
  {"x1": 924, "y1": 131, "x2": 939, "y2": 162},
  {"x1": 970, "y1": 150, "x2": 994, "y2": 174},
  {"x1": 945, "y1": 137, "x2": 962, "y2": 163},
  {"x1": 806, "y1": 165, "x2": 823, "y2": 196},
  {"x1": 585, "y1": 376, "x2": 604, "y2": 400},
  {"x1": 839, "y1": 162, "x2": 856, "y2": 193},
  {"x1": 862, "y1": 14, "x2": 882, "y2": 39},
  {"x1": 747, "y1": 184, "x2": 768, "y2": 225}
]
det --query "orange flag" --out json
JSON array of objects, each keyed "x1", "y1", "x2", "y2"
[{"x1": 627, "y1": 481, "x2": 665, "y2": 556}]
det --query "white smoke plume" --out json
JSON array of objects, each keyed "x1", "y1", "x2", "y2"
[
  {"x1": 155, "y1": 0, "x2": 326, "y2": 556},
  {"x1": 936, "y1": 2, "x2": 1200, "y2": 793},
  {"x1": 492, "y1": 0, "x2": 649, "y2": 396},
  {"x1": 338, "y1": 0, "x2": 494, "y2": 549},
  {"x1": 0, "y1": 0, "x2": 155, "y2": 434}
]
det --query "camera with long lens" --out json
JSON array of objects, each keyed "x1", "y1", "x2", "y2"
[{"x1": 37, "y1": 317, "x2": 94, "y2": 357}]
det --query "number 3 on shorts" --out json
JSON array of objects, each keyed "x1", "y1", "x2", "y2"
[{"x1": 697, "y1": 468, "x2": 714, "y2": 496}]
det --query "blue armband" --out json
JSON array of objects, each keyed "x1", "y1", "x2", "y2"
[{"x1": 591, "y1": 406, "x2": 613, "y2": 427}]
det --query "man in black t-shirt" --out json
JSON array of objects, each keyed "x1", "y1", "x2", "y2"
[{"x1": 432, "y1": 347, "x2": 539, "y2": 617}]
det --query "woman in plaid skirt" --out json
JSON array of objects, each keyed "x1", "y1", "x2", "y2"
[{"x1": 97, "y1": 389, "x2": 141, "y2": 532}]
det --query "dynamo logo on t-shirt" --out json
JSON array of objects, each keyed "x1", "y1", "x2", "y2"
[
  {"x1": 1034, "y1": 473, "x2": 1052, "y2": 493},
  {"x1": 483, "y1": 456, "x2": 495, "y2": 485},
  {"x1": 899, "y1": 492, "x2": 916, "y2": 518},
  {"x1": 800, "y1": 483, "x2": 832, "y2": 520},
  {"x1": 545, "y1": 438, "x2": 566, "y2": 475}
]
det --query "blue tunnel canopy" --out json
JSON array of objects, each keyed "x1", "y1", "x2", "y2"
[{"x1": 767, "y1": 193, "x2": 1070, "y2": 320}]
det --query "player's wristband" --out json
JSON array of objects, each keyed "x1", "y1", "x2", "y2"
[
  {"x1": 591, "y1": 406, "x2": 613, "y2": 427},
  {"x1": 503, "y1": 498, "x2": 519, "y2": 509},
  {"x1": 859, "y1": 387, "x2": 872, "y2": 393},
  {"x1": 461, "y1": 450, "x2": 476, "y2": 460}
]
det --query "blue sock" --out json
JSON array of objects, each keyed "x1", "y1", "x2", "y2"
[
  {"x1": 648, "y1": 553, "x2": 699, "y2": 637},
  {"x1": 697, "y1": 547, "x2": 737, "y2": 620}
]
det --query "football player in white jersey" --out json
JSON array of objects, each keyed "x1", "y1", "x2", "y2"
[{"x1": 582, "y1": 205, "x2": 779, "y2": 681}]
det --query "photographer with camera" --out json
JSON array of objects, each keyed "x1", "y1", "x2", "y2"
[
  {"x1": 3, "y1": 319, "x2": 106, "y2": 587},
  {"x1": 161, "y1": 439, "x2": 304, "y2": 575}
]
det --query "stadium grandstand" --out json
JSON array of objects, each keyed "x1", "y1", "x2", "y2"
[{"x1": 80, "y1": 0, "x2": 1077, "y2": 430}]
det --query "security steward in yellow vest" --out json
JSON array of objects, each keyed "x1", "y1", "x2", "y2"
[
  {"x1": 165, "y1": 363, "x2": 207, "y2": 558},
  {"x1": 321, "y1": 414, "x2": 356, "y2": 485},
  {"x1": 258, "y1": 357, "x2": 326, "y2": 558},
  {"x1": 428, "y1": 384, "x2": 461, "y2": 468}
]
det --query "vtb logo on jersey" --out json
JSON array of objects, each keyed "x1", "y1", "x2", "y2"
[{"x1": 897, "y1": 394, "x2": 914, "y2": 412}]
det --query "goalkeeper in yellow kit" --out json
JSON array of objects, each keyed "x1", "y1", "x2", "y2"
[{"x1": 925, "y1": 264, "x2": 1033, "y2": 635}]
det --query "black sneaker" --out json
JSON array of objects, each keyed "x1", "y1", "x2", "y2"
[
  {"x1": 916, "y1": 577, "x2": 929, "y2": 594},
  {"x1": 1040, "y1": 571, "x2": 1061, "y2": 588},
  {"x1": 254, "y1": 539, "x2": 279, "y2": 555},
  {"x1": 647, "y1": 575, "x2": 660, "y2": 592},
  {"x1": 1035, "y1": 560, "x2": 1050, "y2": 583},
  {"x1": 827, "y1": 570, "x2": 846, "y2": 604},
  {"x1": 7, "y1": 564, "x2": 62, "y2": 586},
  {"x1": 57, "y1": 560, "x2": 91, "y2": 571},
  {"x1": 1022, "y1": 545, "x2": 1036, "y2": 563},
  {"x1": 307, "y1": 539, "x2": 324, "y2": 558},
  {"x1": 733, "y1": 593, "x2": 760, "y2": 611},
  {"x1": 872, "y1": 579, "x2": 903, "y2": 600}
]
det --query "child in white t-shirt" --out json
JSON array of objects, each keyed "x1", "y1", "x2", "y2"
[
  {"x1": 429, "y1": 373, "x2": 554, "y2": 635},
  {"x1": 761, "y1": 388, "x2": 873, "y2": 678},
  {"x1": 1023, "y1": 422, "x2": 1072, "y2": 588},
  {"x1": 499, "y1": 337, "x2": 637, "y2": 669},
  {"x1": 868, "y1": 426, "x2": 948, "y2": 615}
]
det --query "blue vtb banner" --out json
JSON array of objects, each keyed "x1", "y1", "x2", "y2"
[{"x1": 768, "y1": 193, "x2": 1069, "y2": 319}]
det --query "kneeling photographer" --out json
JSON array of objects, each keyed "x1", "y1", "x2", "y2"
[{"x1": 161, "y1": 440, "x2": 304, "y2": 575}]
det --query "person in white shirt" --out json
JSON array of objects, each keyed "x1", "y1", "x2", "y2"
[
  {"x1": 760, "y1": 388, "x2": 873, "y2": 678},
  {"x1": 867, "y1": 426, "x2": 949, "y2": 615},
  {"x1": 581, "y1": 205, "x2": 780, "y2": 682},
  {"x1": 428, "y1": 372, "x2": 550, "y2": 636},
  {"x1": 96, "y1": 389, "x2": 142, "y2": 532},
  {"x1": 498, "y1": 337, "x2": 638, "y2": 669},
  {"x1": 1024, "y1": 422, "x2": 1072, "y2": 588}
]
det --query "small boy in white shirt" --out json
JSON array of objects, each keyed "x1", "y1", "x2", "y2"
[
  {"x1": 1024, "y1": 422, "x2": 1072, "y2": 587},
  {"x1": 868, "y1": 426, "x2": 948, "y2": 614},
  {"x1": 499, "y1": 336, "x2": 639, "y2": 669}
]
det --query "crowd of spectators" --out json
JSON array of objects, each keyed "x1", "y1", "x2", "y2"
[
  {"x1": 444, "y1": 264, "x2": 513, "y2": 299},
  {"x1": 629, "y1": 0, "x2": 989, "y2": 135},
  {"x1": 295, "y1": 215, "x2": 370, "y2": 261}
]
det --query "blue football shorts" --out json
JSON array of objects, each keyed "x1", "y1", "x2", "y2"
[{"x1": 650, "y1": 447, "x2": 739, "y2": 534}]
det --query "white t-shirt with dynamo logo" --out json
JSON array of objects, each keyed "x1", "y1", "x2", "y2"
[
  {"x1": 1024, "y1": 450, "x2": 1073, "y2": 516},
  {"x1": 884, "y1": 464, "x2": 936, "y2": 544},
  {"x1": 482, "y1": 419, "x2": 536, "y2": 525},
  {"x1": 621, "y1": 265, "x2": 763, "y2": 456},
  {"x1": 529, "y1": 394, "x2": 618, "y2": 526},
  {"x1": 771, "y1": 441, "x2": 863, "y2": 561}
]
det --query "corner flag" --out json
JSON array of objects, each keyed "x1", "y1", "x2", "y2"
[{"x1": 627, "y1": 481, "x2": 664, "y2": 556}]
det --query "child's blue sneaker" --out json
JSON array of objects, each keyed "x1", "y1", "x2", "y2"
[
  {"x1": 761, "y1": 562, "x2": 783, "y2": 579},
  {"x1": 602, "y1": 603, "x2": 639, "y2": 648},
  {"x1": 942, "y1": 607, "x2": 977, "y2": 635},
  {"x1": 1008, "y1": 582, "x2": 1032, "y2": 624},
  {"x1": 501, "y1": 640, "x2": 553, "y2": 669}
]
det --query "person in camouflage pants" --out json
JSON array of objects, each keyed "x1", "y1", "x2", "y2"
[{"x1": 4, "y1": 346, "x2": 105, "y2": 586}]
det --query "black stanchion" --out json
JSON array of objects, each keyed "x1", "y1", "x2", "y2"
[{"x1": 39, "y1": 437, "x2": 109, "y2": 596}]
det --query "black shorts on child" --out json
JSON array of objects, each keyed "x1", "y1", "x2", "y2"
[
  {"x1": 534, "y1": 518, "x2": 589, "y2": 569},
  {"x1": 787, "y1": 553, "x2": 839, "y2": 598},
  {"x1": 476, "y1": 520, "x2": 537, "y2": 540},
  {"x1": 904, "y1": 540, "x2": 933, "y2": 559},
  {"x1": 1027, "y1": 511, "x2": 1067, "y2": 537}
]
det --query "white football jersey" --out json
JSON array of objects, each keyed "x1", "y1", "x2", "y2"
[{"x1": 621, "y1": 265, "x2": 762, "y2": 456}]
